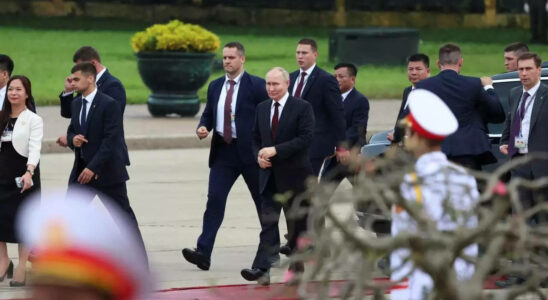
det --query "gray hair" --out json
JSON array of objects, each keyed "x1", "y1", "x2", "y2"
[{"x1": 266, "y1": 67, "x2": 290, "y2": 81}]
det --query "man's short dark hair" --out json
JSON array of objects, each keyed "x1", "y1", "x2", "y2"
[
  {"x1": 223, "y1": 42, "x2": 245, "y2": 56},
  {"x1": 298, "y1": 38, "x2": 318, "y2": 52},
  {"x1": 518, "y1": 52, "x2": 542, "y2": 68},
  {"x1": 504, "y1": 42, "x2": 529, "y2": 55},
  {"x1": 334, "y1": 62, "x2": 358, "y2": 77},
  {"x1": 438, "y1": 43, "x2": 462, "y2": 66},
  {"x1": 71, "y1": 62, "x2": 97, "y2": 78},
  {"x1": 73, "y1": 46, "x2": 101, "y2": 63},
  {"x1": 0, "y1": 55, "x2": 14, "y2": 76},
  {"x1": 407, "y1": 53, "x2": 430, "y2": 68}
]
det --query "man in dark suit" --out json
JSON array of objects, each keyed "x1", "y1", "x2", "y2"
[
  {"x1": 415, "y1": 43, "x2": 505, "y2": 170},
  {"x1": 66, "y1": 62, "x2": 147, "y2": 263},
  {"x1": 526, "y1": 0, "x2": 548, "y2": 44},
  {"x1": 182, "y1": 42, "x2": 271, "y2": 271},
  {"x1": 388, "y1": 53, "x2": 430, "y2": 144},
  {"x1": 289, "y1": 38, "x2": 346, "y2": 175},
  {"x1": 319, "y1": 63, "x2": 369, "y2": 183},
  {"x1": 57, "y1": 46, "x2": 129, "y2": 167},
  {"x1": 500, "y1": 52, "x2": 548, "y2": 210},
  {"x1": 497, "y1": 52, "x2": 548, "y2": 288},
  {"x1": 241, "y1": 67, "x2": 314, "y2": 285},
  {"x1": 0, "y1": 54, "x2": 36, "y2": 112}
]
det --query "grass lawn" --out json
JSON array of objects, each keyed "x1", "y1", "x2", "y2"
[{"x1": 1, "y1": 16, "x2": 547, "y2": 105}]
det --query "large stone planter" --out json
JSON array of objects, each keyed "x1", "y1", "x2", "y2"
[{"x1": 136, "y1": 52, "x2": 215, "y2": 117}]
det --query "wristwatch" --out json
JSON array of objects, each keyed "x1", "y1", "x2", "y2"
[{"x1": 26, "y1": 169, "x2": 34, "y2": 176}]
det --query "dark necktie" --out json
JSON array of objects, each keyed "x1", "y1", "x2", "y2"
[
  {"x1": 294, "y1": 72, "x2": 307, "y2": 98},
  {"x1": 271, "y1": 102, "x2": 280, "y2": 140},
  {"x1": 223, "y1": 80, "x2": 236, "y2": 144},
  {"x1": 508, "y1": 91, "x2": 530, "y2": 157},
  {"x1": 80, "y1": 98, "x2": 88, "y2": 133}
]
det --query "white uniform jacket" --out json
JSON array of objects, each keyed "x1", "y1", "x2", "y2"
[
  {"x1": 390, "y1": 151, "x2": 479, "y2": 300},
  {"x1": 2, "y1": 109, "x2": 43, "y2": 166}
]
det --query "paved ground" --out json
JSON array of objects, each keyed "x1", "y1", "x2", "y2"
[
  {"x1": 40, "y1": 101, "x2": 401, "y2": 153},
  {"x1": 0, "y1": 148, "x2": 358, "y2": 299}
]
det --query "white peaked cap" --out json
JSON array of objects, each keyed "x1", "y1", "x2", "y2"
[
  {"x1": 17, "y1": 188, "x2": 151, "y2": 300},
  {"x1": 407, "y1": 89, "x2": 458, "y2": 141}
]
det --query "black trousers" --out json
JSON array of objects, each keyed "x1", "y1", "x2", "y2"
[
  {"x1": 252, "y1": 175, "x2": 308, "y2": 270},
  {"x1": 69, "y1": 162, "x2": 148, "y2": 266},
  {"x1": 511, "y1": 156, "x2": 548, "y2": 224}
]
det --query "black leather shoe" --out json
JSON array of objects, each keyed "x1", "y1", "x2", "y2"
[
  {"x1": 495, "y1": 275, "x2": 525, "y2": 288},
  {"x1": 182, "y1": 248, "x2": 210, "y2": 271},
  {"x1": 9, "y1": 280, "x2": 25, "y2": 287},
  {"x1": 279, "y1": 244, "x2": 292, "y2": 256},
  {"x1": 241, "y1": 268, "x2": 270, "y2": 286}
]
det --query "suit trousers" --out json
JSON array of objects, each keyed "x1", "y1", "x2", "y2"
[
  {"x1": 197, "y1": 139, "x2": 262, "y2": 259},
  {"x1": 448, "y1": 155, "x2": 482, "y2": 171},
  {"x1": 511, "y1": 155, "x2": 548, "y2": 225},
  {"x1": 67, "y1": 174, "x2": 148, "y2": 266},
  {"x1": 252, "y1": 174, "x2": 308, "y2": 270},
  {"x1": 530, "y1": 0, "x2": 548, "y2": 43}
]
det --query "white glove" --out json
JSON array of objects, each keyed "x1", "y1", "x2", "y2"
[{"x1": 524, "y1": 2, "x2": 530, "y2": 13}]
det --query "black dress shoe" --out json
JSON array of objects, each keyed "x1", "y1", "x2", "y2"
[
  {"x1": 182, "y1": 248, "x2": 210, "y2": 271},
  {"x1": 495, "y1": 275, "x2": 525, "y2": 288},
  {"x1": 241, "y1": 268, "x2": 270, "y2": 286},
  {"x1": 279, "y1": 244, "x2": 292, "y2": 256},
  {"x1": 9, "y1": 280, "x2": 25, "y2": 287}
]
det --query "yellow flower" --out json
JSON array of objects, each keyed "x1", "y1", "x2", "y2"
[{"x1": 130, "y1": 20, "x2": 220, "y2": 53}]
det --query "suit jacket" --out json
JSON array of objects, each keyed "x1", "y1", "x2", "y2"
[
  {"x1": 67, "y1": 91, "x2": 129, "y2": 186},
  {"x1": 289, "y1": 66, "x2": 345, "y2": 159},
  {"x1": 416, "y1": 70, "x2": 505, "y2": 164},
  {"x1": 343, "y1": 88, "x2": 370, "y2": 148},
  {"x1": 501, "y1": 83, "x2": 548, "y2": 177},
  {"x1": 392, "y1": 86, "x2": 413, "y2": 144},
  {"x1": 199, "y1": 71, "x2": 268, "y2": 167},
  {"x1": 253, "y1": 96, "x2": 315, "y2": 194},
  {"x1": 60, "y1": 69, "x2": 129, "y2": 166}
]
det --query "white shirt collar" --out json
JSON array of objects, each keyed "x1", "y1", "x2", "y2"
[
  {"x1": 225, "y1": 70, "x2": 244, "y2": 84},
  {"x1": 300, "y1": 64, "x2": 316, "y2": 76},
  {"x1": 96, "y1": 67, "x2": 107, "y2": 83},
  {"x1": 341, "y1": 87, "x2": 353, "y2": 101},
  {"x1": 82, "y1": 88, "x2": 98, "y2": 105},
  {"x1": 524, "y1": 79, "x2": 541, "y2": 96},
  {"x1": 273, "y1": 92, "x2": 290, "y2": 107},
  {"x1": 0, "y1": 86, "x2": 5, "y2": 110}
]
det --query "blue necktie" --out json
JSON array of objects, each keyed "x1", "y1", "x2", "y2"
[
  {"x1": 508, "y1": 92, "x2": 530, "y2": 157},
  {"x1": 80, "y1": 98, "x2": 88, "y2": 133}
]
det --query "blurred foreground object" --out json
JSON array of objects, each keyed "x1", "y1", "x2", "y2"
[{"x1": 17, "y1": 190, "x2": 151, "y2": 300}]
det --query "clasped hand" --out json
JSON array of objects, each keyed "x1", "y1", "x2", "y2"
[{"x1": 257, "y1": 147, "x2": 277, "y2": 169}]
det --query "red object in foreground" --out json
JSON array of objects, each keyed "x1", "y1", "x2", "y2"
[{"x1": 9, "y1": 276, "x2": 506, "y2": 300}]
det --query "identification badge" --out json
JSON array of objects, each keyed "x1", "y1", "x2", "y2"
[
  {"x1": 231, "y1": 114, "x2": 236, "y2": 122},
  {"x1": 515, "y1": 136, "x2": 527, "y2": 149},
  {"x1": 1, "y1": 130, "x2": 12, "y2": 142}
]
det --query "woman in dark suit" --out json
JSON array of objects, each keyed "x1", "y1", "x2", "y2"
[{"x1": 0, "y1": 75, "x2": 43, "y2": 286}]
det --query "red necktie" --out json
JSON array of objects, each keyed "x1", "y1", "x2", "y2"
[
  {"x1": 223, "y1": 80, "x2": 236, "y2": 144},
  {"x1": 294, "y1": 72, "x2": 307, "y2": 98},
  {"x1": 271, "y1": 102, "x2": 280, "y2": 140}
]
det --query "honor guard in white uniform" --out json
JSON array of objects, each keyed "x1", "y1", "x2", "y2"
[
  {"x1": 390, "y1": 89, "x2": 479, "y2": 300},
  {"x1": 17, "y1": 190, "x2": 151, "y2": 300}
]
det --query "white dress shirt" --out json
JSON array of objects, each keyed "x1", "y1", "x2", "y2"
[
  {"x1": 292, "y1": 64, "x2": 316, "y2": 97},
  {"x1": 80, "y1": 88, "x2": 98, "y2": 126},
  {"x1": 270, "y1": 92, "x2": 289, "y2": 125},
  {"x1": 341, "y1": 88, "x2": 353, "y2": 102},
  {"x1": 519, "y1": 80, "x2": 541, "y2": 154},
  {"x1": 0, "y1": 85, "x2": 5, "y2": 110},
  {"x1": 216, "y1": 71, "x2": 244, "y2": 138}
]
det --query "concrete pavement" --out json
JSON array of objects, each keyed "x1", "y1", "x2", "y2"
[{"x1": 40, "y1": 101, "x2": 401, "y2": 153}]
